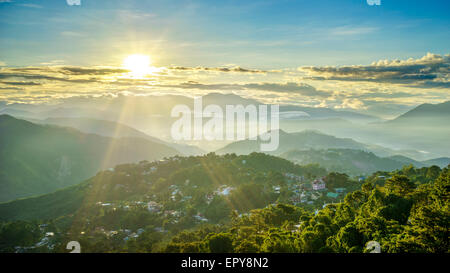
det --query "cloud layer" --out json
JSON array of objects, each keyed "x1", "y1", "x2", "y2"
[
  {"x1": 300, "y1": 53, "x2": 449, "y2": 88},
  {"x1": 0, "y1": 53, "x2": 449, "y2": 118}
]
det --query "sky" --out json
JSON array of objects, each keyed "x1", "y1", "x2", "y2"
[{"x1": 0, "y1": 0, "x2": 449, "y2": 118}]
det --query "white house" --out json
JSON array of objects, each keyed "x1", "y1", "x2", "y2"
[{"x1": 312, "y1": 178, "x2": 326, "y2": 190}]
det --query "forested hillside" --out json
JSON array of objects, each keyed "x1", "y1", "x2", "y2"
[
  {"x1": 0, "y1": 153, "x2": 447, "y2": 253},
  {"x1": 0, "y1": 115, "x2": 178, "y2": 202}
]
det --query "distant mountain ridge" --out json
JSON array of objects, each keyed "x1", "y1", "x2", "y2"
[
  {"x1": 280, "y1": 148, "x2": 448, "y2": 176},
  {"x1": 216, "y1": 129, "x2": 414, "y2": 158},
  {"x1": 0, "y1": 93, "x2": 381, "y2": 125},
  {"x1": 387, "y1": 100, "x2": 450, "y2": 124},
  {"x1": 29, "y1": 117, "x2": 205, "y2": 156},
  {"x1": 0, "y1": 115, "x2": 179, "y2": 202}
]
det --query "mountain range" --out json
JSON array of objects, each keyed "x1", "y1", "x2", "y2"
[
  {"x1": 216, "y1": 129, "x2": 420, "y2": 158},
  {"x1": 27, "y1": 117, "x2": 205, "y2": 156},
  {"x1": 0, "y1": 115, "x2": 179, "y2": 202},
  {"x1": 280, "y1": 148, "x2": 449, "y2": 176}
]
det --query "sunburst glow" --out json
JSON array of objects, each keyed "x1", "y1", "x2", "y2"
[{"x1": 123, "y1": 54, "x2": 153, "y2": 77}]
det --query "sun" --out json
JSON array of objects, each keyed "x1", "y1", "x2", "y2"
[{"x1": 123, "y1": 54, "x2": 152, "y2": 77}]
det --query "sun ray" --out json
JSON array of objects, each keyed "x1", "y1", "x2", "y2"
[{"x1": 122, "y1": 54, "x2": 157, "y2": 78}]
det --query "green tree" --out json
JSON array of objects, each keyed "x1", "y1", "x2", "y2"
[
  {"x1": 207, "y1": 233, "x2": 234, "y2": 253},
  {"x1": 385, "y1": 175, "x2": 416, "y2": 196}
]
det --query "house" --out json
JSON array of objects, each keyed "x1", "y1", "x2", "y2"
[
  {"x1": 335, "y1": 188, "x2": 346, "y2": 193},
  {"x1": 154, "y1": 227, "x2": 166, "y2": 233},
  {"x1": 310, "y1": 192, "x2": 322, "y2": 200},
  {"x1": 312, "y1": 178, "x2": 326, "y2": 190},
  {"x1": 147, "y1": 201, "x2": 161, "y2": 212},
  {"x1": 142, "y1": 166, "x2": 157, "y2": 175},
  {"x1": 273, "y1": 186, "x2": 281, "y2": 194},
  {"x1": 215, "y1": 185, "x2": 234, "y2": 196},
  {"x1": 327, "y1": 192, "x2": 339, "y2": 199},
  {"x1": 284, "y1": 173, "x2": 303, "y2": 182},
  {"x1": 358, "y1": 176, "x2": 366, "y2": 182},
  {"x1": 205, "y1": 193, "x2": 214, "y2": 204},
  {"x1": 193, "y1": 213, "x2": 208, "y2": 222},
  {"x1": 136, "y1": 228, "x2": 145, "y2": 235},
  {"x1": 106, "y1": 230, "x2": 118, "y2": 237},
  {"x1": 35, "y1": 237, "x2": 50, "y2": 247},
  {"x1": 181, "y1": 195, "x2": 192, "y2": 201}
]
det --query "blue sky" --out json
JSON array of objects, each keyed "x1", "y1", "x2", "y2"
[
  {"x1": 1, "y1": 0, "x2": 449, "y2": 67},
  {"x1": 0, "y1": 0, "x2": 448, "y2": 117}
]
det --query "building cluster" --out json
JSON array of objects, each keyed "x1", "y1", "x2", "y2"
[{"x1": 283, "y1": 174, "x2": 347, "y2": 206}]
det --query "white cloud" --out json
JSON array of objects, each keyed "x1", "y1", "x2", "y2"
[
  {"x1": 61, "y1": 31, "x2": 84, "y2": 37},
  {"x1": 330, "y1": 26, "x2": 378, "y2": 36}
]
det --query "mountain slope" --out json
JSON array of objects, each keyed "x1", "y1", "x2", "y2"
[
  {"x1": 0, "y1": 115, "x2": 179, "y2": 202},
  {"x1": 281, "y1": 149, "x2": 413, "y2": 175},
  {"x1": 0, "y1": 153, "x2": 316, "y2": 222},
  {"x1": 387, "y1": 100, "x2": 450, "y2": 125},
  {"x1": 216, "y1": 129, "x2": 403, "y2": 157},
  {"x1": 31, "y1": 117, "x2": 205, "y2": 156},
  {"x1": 422, "y1": 157, "x2": 450, "y2": 168}
]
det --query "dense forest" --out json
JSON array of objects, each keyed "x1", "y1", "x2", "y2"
[{"x1": 0, "y1": 153, "x2": 448, "y2": 253}]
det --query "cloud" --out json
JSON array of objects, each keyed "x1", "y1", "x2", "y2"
[
  {"x1": 0, "y1": 66, "x2": 133, "y2": 85},
  {"x1": 241, "y1": 82, "x2": 331, "y2": 97},
  {"x1": 61, "y1": 31, "x2": 84, "y2": 37},
  {"x1": 300, "y1": 53, "x2": 450, "y2": 88},
  {"x1": 356, "y1": 91, "x2": 417, "y2": 99},
  {"x1": 337, "y1": 98, "x2": 366, "y2": 110},
  {"x1": 0, "y1": 72, "x2": 96, "y2": 83},
  {"x1": 0, "y1": 81, "x2": 41, "y2": 86},
  {"x1": 0, "y1": 87, "x2": 23, "y2": 90},
  {"x1": 0, "y1": 60, "x2": 447, "y2": 113},
  {"x1": 118, "y1": 10, "x2": 157, "y2": 20},
  {"x1": 159, "y1": 81, "x2": 331, "y2": 97},
  {"x1": 59, "y1": 67, "x2": 130, "y2": 75},
  {"x1": 330, "y1": 26, "x2": 378, "y2": 36},
  {"x1": 18, "y1": 3, "x2": 42, "y2": 8},
  {"x1": 169, "y1": 66, "x2": 267, "y2": 74}
]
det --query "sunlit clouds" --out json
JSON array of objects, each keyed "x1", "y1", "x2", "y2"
[{"x1": 0, "y1": 53, "x2": 449, "y2": 118}]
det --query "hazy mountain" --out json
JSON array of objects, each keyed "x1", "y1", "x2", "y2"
[
  {"x1": 0, "y1": 115, "x2": 179, "y2": 202},
  {"x1": 216, "y1": 129, "x2": 409, "y2": 158},
  {"x1": 0, "y1": 92, "x2": 380, "y2": 130},
  {"x1": 278, "y1": 105, "x2": 380, "y2": 123},
  {"x1": 280, "y1": 149, "x2": 418, "y2": 176},
  {"x1": 30, "y1": 117, "x2": 205, "y2": 156},
  {"x1": 274, "y1": 102, "x2": 450, "y2": 160},
  {"x1": 281, "y1": 148, "x2": 449, "y2": 176},
  {"x1": 369, "y1": 101, "x2": 450, "y2": 157},
  {"x1": 0, "y1": 108, "x2": 34, "y2": 118},
  {"x1": 387, "y1": 101, "x2": 450, "y2": 124},
  {"x1": 422, "y1": 157, "x2": 450, "y2": 168},
  {"x1": 202, "y1": 93, "x2": 380, "y2": 122},
  {"x1": 385, "y1": 155, "x2": 425, "y2": 167},
  {"x1": 1, "y1": 96, "x2": 446, "y2": 158}
]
